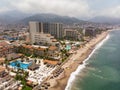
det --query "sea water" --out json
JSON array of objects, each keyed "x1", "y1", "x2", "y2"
[{"x1": 66, "y1": 30, "x2": 120, "y2": 90}]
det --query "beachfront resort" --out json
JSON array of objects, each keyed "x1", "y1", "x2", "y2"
[{"x1": 0, "y1": 21, "x2": 110, "y2": 90}]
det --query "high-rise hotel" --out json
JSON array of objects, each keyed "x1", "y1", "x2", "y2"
[{"x1": 29, "y1": 21, "x2": 64, "y2": 45}]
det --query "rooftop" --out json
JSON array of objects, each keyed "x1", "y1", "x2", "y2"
[
  {"x1": 32, "y1": 45, "x2": 48, "y2": 48},
  {"x1": 49, "y1": 46, "x2": 57, "y2": 51},
  {"x1": 0, "y1": 41, "x2": 9, "y2": 46},
  {"x1": 28, "y1": 62, "x2": 39, "y2": 70},
  {"x1": 0, "y1": 58, "x2": 5, "y2": 63},
  {"x1": 23, "y1": 45, "x2": 33, "y2": 49},
  {"x1": 52, "y1": 39, "x2": 57, "y2": 42},
  {"x1": 44, "y1": 60, "x2": 58, "y2": 65},
  {"x1": 0, "y1": 66, "x2": 6, "y2": 72}
]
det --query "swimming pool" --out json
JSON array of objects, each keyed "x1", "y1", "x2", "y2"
[
  {"x1": 65, "y1": 45, "x2": 71, "y2": 50},
  {"x1": 10, "y1": 60, "x2": 31, "y2": 69}
]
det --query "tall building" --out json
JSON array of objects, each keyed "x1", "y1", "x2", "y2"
[
  {"x1": 83, "y1": 27, "x2": 97, "y2": 37},
  {"x1": 29, "y1": 21, "x2": 64, "y2": 40},
  {"x1": 43, "y1": 22, "x2": 50, "y2": 33},
  {"x1": 29, "y1": 22, "x2": 39, "y2": 44},
  {"x1": 29, "y1": 22, "x2": 58, "y2": 45},
  {"x1": 64, "y1": 29, "x2": 81, "y2": 41},
  {"x1": 50, "y1": 23, "x2": 63, "y2": 39}
]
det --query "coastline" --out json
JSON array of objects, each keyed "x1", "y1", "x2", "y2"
[{"x1": 49, "y1": 31, "x2": 109, "y2": 90}]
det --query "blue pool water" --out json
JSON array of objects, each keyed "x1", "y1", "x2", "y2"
[
  {"x1": 65, "y1": 45, "x2": 71, "y2": 50},
  {"x1": 10, "y1": 60, "x2": 31, "y2": 69}
]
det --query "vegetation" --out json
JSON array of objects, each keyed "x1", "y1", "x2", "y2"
[
  {"x1": 15, "y1": 45, "x2": 58, "y2": 60},
  {"x1": 62, "y1": 58, "x2": 66, "y2": 62},
  {"x1": 22, "y1": 85, "x2": 32, "y2": 90},
  {"x1": 4, "y1": 58, "x2": 9, "y2": 69},
  {"x1": 14, "y1": 66, "x2": 31, "y2": 90},
  {"x1": 15, "y1": 45, "x2": 31, "y2": 57},
  {"x1": 60, "y1": 49, "x2": 69, "y2": 62},
  {"x1": 15, "y1": 72, "x2": 32, "y2": 90}
]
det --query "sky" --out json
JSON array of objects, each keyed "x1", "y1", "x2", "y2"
[{"x1": 0, "y1": 0, "x2": 120, "y2": 19}]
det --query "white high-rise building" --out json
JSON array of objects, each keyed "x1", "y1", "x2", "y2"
[
  {"x1": 29, "y1": 22, "x2": 58, "y2": 45},
  {"x1": 29, "y1": 22, "x2": 38, "y2": 44}
]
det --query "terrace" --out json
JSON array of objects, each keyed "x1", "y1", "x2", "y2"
[
  {"x1": 27, "y1": 59, "x2": 57, "y2": 84},
  {"x1": 0, "y1": 75, "x2": 20, "y2": 90}
]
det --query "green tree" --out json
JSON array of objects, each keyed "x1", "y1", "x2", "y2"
[{"x1": 5, "y1": 58, "x2": 9, "y2": 69}]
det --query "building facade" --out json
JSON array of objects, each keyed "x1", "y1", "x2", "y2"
[
  {"x1": 83, "y1": 27, "x2": 98, "y2": 37},
  {"x1": 64, "y1": 29, "x2": 81, "y2": 41},
  {"x1": 29, "y1": 22, "x2": 64, "y2": 41},
  {"x1": 0, "y1": 41, "x2": 14, "y2": 58},
  {"x1": 29, "y1": 22, "x2": 64, "y2": 44},
  {"x1": 29, "y1": 22, "x2": 58, "y2": 45},
  {"x1": 50, "y1": 23, "x2": 64, "y2": 39},
  {"x1": 34, "y1": 33, "x2": 58, "y2": 45}
]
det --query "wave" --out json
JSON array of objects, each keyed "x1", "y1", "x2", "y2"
[
  {"x1": 65, "y1": 34, "x2": 110, "y2": 90},
  {"x1": 92, "y1": 73, "x2": 104, "y2": 79}
]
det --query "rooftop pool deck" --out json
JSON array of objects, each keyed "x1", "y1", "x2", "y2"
[{"x1": 10, "y1": 60, "x2": 31, "y2": 69}]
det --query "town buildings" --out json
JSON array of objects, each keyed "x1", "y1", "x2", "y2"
[
  {"x1": 0, "y1": 66, "x2": 20, "y2": 90},
  {"x1": 0, "y1": 41, "x2": 14, "y2": 58}
]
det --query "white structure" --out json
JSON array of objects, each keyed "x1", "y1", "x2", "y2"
[
  {"x1": 29, "y1": 22, "x2": 39, "y2": 44},
  {"x1": 29, "y1": 22, "x2": 58, "y2": 45},
  {"x1": 34, "y1": 33, "x2": 58, "y2": 45}
]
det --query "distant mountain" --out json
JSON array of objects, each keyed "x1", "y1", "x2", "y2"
[
  {"x1": 89, "y1": 16, "x2": 120, "y2": 24},
  {"x1": 1, "y1": 10, "x2": 119, "y2": 25},
  {"x1": 0, "y1": 10, "x2": 30, "y2": 24},
  {"x1": 0, "y1": 12, "x2": 88, "y2": 25},
  {"x1": 20, "y1": 13, "x2": 86, "y2": 25}
]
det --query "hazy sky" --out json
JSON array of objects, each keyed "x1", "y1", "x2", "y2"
[{"x1": 0, "y1": 0, "x2": 120, "y2": 19}]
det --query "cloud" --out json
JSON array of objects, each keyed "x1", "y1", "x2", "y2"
[
  {"x1": 5, "y1": 0, "x2": 93, "y2": 18},
  {"x1": 1, "y1": 0, "x2": 120, "y2": 19},
  {"x1": 0, "y1": 7, "x2": 10, "y2": 13},
  {"x1": 100, "y1": 6, "x2": 120, "y2": 18}
]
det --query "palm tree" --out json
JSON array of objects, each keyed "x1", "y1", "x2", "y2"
[
  {"x1": 26, "y1": 57, "x2": 29, "y2": 61},
  {"x1": 16, "y1": 63, "x2": 20, "y2": 71},
  {"x1": 60, "y1": 49, "x2": 68, "y2": 62},
  {"x1": 34, "y1": 59, "x2": 37, "y2": 63},
  {"x1": 5, "y1": 58, "x2": 9, "y2": 69},
  {"x1": 17, "y1": 63, "x2": 20, "y2": 68},
  {"x1": 44, "y1": 48, "x2": 49, "y2": 59},
  {"x1": 24, "y1": 71, "x2": 29, "y2": 78},
  {"x1": 21, "y1": 55, "x2": 24, "y2": 62}
]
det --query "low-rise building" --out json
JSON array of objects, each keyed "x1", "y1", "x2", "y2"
[
  {"x1": 0, "y1": 41, "x2": 14, "y2": 57},
  {"x1": 0, "y1": 66, "x2": 7, "y2": 78},
  {"x1": 34, "y1": 33, "x2": 58, "y2": 46},
  {"x1": 15, "y1": 45, "x2": 59, "y2": 59},
  {"x1": 43, "y1": 59, "x2": 59, "y2": 66},
  {"x1": 48, "y1": 46, "x2": 59, "y2": 59},
  {"x1": 0, "y1": 58, "x2": 5, "y2": 64}
]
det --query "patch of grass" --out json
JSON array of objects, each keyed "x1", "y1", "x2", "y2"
[{"x1": 22, "y1": 85, "x2": 32, "y2": 90}]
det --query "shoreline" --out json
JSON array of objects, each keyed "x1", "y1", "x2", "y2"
[{"x1": 49, "y1": 31, "x2": 109, "y2": 90}]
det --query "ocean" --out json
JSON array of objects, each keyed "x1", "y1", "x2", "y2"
[{"x1": 65, "y1": 30, "x2": 120, "y2": 90}]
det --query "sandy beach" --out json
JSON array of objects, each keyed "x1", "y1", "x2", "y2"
[{"x1": 49, "y1": 31, "x2": 108, "y2": 90}]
